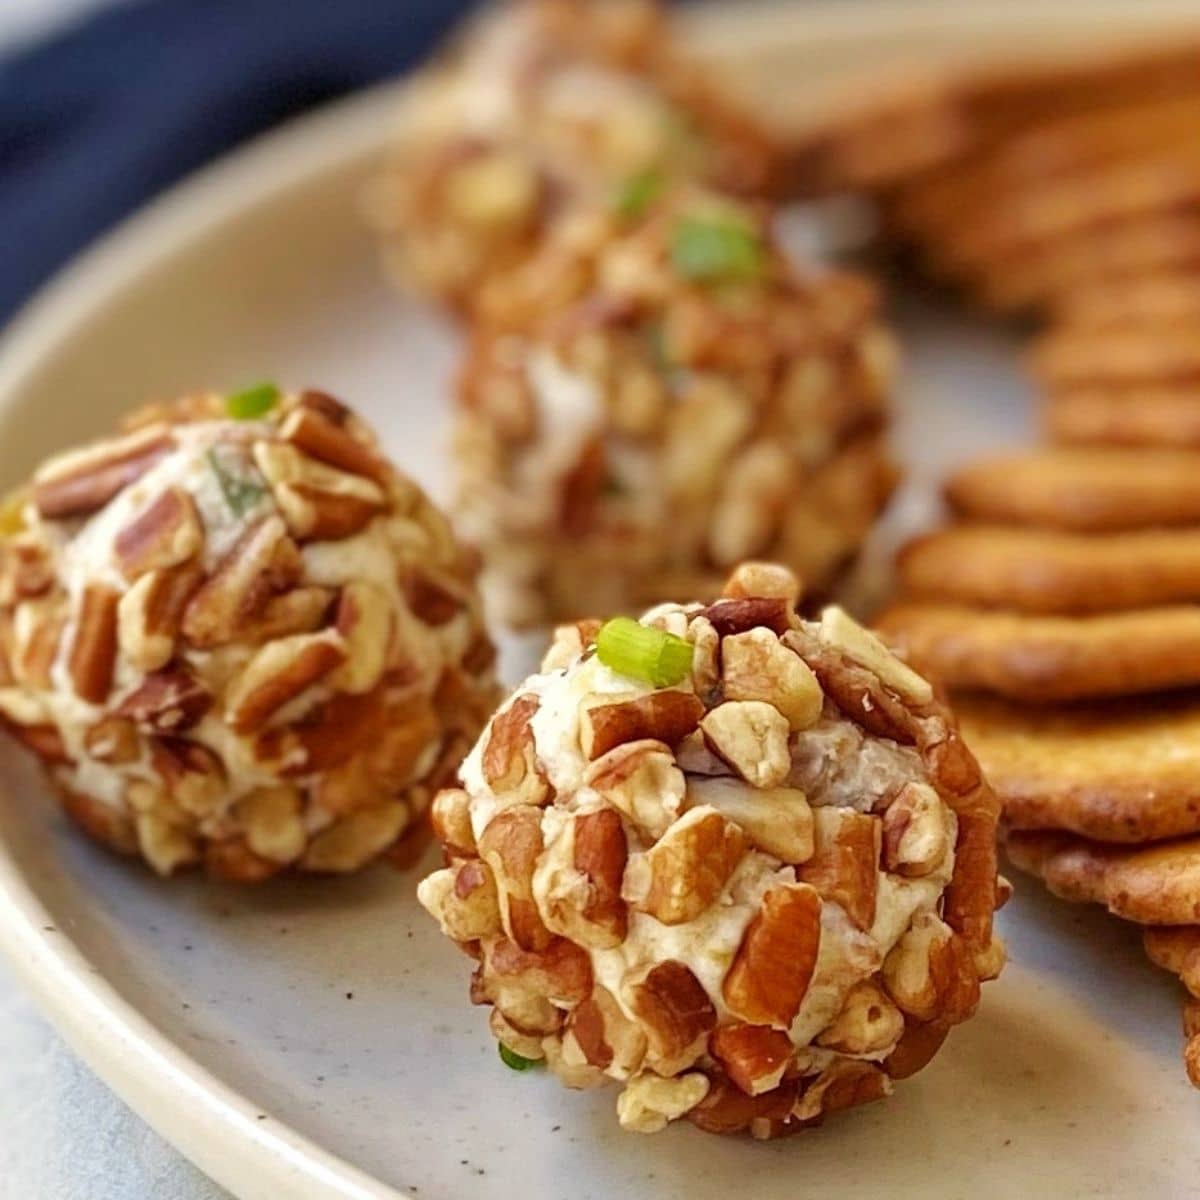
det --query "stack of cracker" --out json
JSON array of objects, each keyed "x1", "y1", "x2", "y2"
[
  {"x1": 878, "y1": 443, "x2": 1200, "y2": 1086},
  {"x1": 793, "y1": 39, "x2": 1200, "y2": 320},
  {"x1": 786, "y1": 29, "x2": 1200, "y2": 1087}
]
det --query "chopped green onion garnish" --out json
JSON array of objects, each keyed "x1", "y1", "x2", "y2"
[
  {"x1": 596, "y1": 616, "x2": 694, "y2": 688},
  {"x1": 499, "y1": 1043, "x2": 541, "y2": 1072},
  {"x1": 225, "y1": 382, "x2": 280, "y2": 421},
  {"x1": 671, "y1": 214, "x2": 764, "y2": 282},
  {"x1": 614, "y1": 168, "x2": 664, "y2": 220},
  {"x1": 206, "y1": 448, "x2": 266, "y2": 517}
]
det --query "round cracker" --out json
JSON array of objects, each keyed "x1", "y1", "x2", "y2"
[
  {"x1": 899, "y1": 525, "x2": 1200, "y2": 612},
  {"x1": 968, "y1": 211, "x2": 1200, "y2": 313},
  {"x1": 1045, "y1": 386, "x2": 1200, "y2": 447},
  {"x1": 1144, "y1": 926, "x2": 1200, "y2": 997},
  {"x1": 878, "y1": 603, "x2": 1200, "y2": 702},
  {"x1": 955, "y1": 692, "x2": 1200, "y2": 843},
  {"x1": 1051, "y1": 270, "x2": 1200, "y2": 329},
  {"x1": 1031, "y1": 323, "x2": 1200, "y2": 391},
  {"x1": 945, "y1": 448, "x2": 1200, "y2": 530},
  {"x1": 1006, "y1": 829, "x2": 1200, "y2": 925}
]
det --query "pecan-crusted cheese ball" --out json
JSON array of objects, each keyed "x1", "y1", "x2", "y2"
[
  {"x1": 366, "y1": 0, "x2": 779, "y2": 313},
  {"x1": 0, "y1": 387, "x2": 497, "y2": 880},
  {"x1": 455, "y1": 191, "x2": 898, "y2": 627},
  {"x1": 419, "y1": 565, "x2": 1004, "y2": 1137}
]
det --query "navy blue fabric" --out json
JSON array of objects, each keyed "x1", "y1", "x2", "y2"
[{"x1": 0, "y1": 0, "x2": 478, "y2": 326}]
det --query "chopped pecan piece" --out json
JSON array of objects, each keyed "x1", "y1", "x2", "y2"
[
  {"x1": 686, "y1": 1073, "x2": 797, "y2": 1138},
  {"x1": 118, "y1": 563, "x2": 203, "y2": 672},
  {"x1": 583, "y1": 738, "x2": 684, "y2": 840},
  {"x1": 720, "y1": 627, "x2": 823, "y2": 731},
  {"x1": 117, "y1": 665, "x2": 212, "y2": 733},
  {"x1": 721, "y1": 563, "x2": 801, "y2": 606},
  {"x1": 33, "y1": 426, "x2": 175, "y2": 519},
  {"x1": 181, "y1": 516, "x2": 300, "y2": 649},
  {"x1": 279, "y1": 403, "x2": 388, "y2": 485},
  {"x1": 710, "y1": 1024, "x2": 795, "y2": 1097},
  {"x1": 882, "y1": 781, "x2": 951, "y2": 878},
  {"x1": 617, "y1": 1072, "x2": 710, "y2": 1134},
  {"x1": 233, "y1": 786, "x2": 306, "y2": 864},
  {"x1": 701, "y1": 597, "x2": 791, "y2": 637},
  {"x1": 333, "y1": 581, "x2": 393, "y2": 694},
  {"x1": 580, "y1": 690, "x2": 704, "y2": 760},
  {"x1": 478, "y1": 804, "x2": 552, "y2": 951},
  {"x1": 11, "y1": 600, "x2": 64, "y2": 688},
  {"x1": 818, "y1": 606, "x2": 932, "y2": 706},
  {"x1": 623, "y1": 806, "x2": 746, "y2": 925},
  {"x1": 481, "y1": 693, "x2": 549, "y2": 806},
  {"x1": 684, "y1": 777, "x2": 813, "y2": 864},
  {"x1": 566, "y1": 986, "x2": 647, "y2": 1078},
  {"x1": 536, "y1": 807, "x2": 628, "y2": 948},
  {"x1": 150, "y1": 739, "x2": 225, "y2": 817},
  {"x1": 628, "y1": 961, "x2": 717, "y2": 1076},
  {"x1": 794, "y1": 1061, "x2": 891, "y2": 1122},
  {"x1": 114, "y1": 487, "x2": 202, "y2": 579},
  {"x1": 816, "y1": 981, "x2": 904, "y2": 1055},
  {"x1": 700, "y1": 700, "x2": 791, "y2": 788},
  {"x1": 84, "y1": 716, "x2": 139, "y2": 764},
  {"x1": 300, "y1": 801, "x2": 409, "y2": 872},
  {"x1": 796, "y1": 808, "x2": 881, "y2": 931},
  {"x1": 253, "y1": 441, "x2": 385, "y2": 541},
  {"x1": 68, "y1": 584, "x2": 120, "y2": 703},
  {"x1": 224, "y1": 630, "x2": 346, "y2": 735},
  {"x1": 418, "y1": 860, "x2": 503, "y2": 942},
  {"x1": 723, "y1": 882, "x2": 822, "y2": 1029},
  {"x1": 430, "y1": 787, "x2": 476, "y2": 856}
]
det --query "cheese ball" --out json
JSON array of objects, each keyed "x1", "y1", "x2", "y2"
[
  {"x1": 0, "y1": 387, "x2": 497, "y2": 879},
  {"x1": 367, "y1": 0, "x2": 779, "y2": 312},
  {"x1": 455, "y1": 189, "x2": 898, "y2": 627},
  {"x1": 418, "y1": 565, "x2": 1004, "y2": 1137}
]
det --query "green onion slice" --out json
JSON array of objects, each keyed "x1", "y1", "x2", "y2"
[
  {"x1": 670, "y1": 213, "x2": 764, "y2": 282},
  {"x1": 206, "y1": 448, "x2": 266, "y2": 517},
  {"x1": 614, "y1": 168, "x2": 664, "y2": 220},
  {"x1": 596, "y1": 616, "x2": 694, "y2": 688},
  {"x1": 225, "y1": 382, "x2": 280, "y2": 421},
  {"x1": 499, "y1": 1043, "x2": 541, "y2": 1072}
]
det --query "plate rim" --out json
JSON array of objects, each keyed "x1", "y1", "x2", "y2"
[{"x1": 2, "y1": 1, "x2": 1200, "y2": 1197}]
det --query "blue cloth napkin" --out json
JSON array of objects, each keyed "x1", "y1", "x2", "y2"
[{"x1": 0, "y1": 0, "x2": 477, "y2": 327}]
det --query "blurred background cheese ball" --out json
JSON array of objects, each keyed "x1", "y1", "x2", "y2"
[
  {"x1": 419, "y1": 565, "x2": 1004, "y2": 1137},
  {"x1": 455, "y1": 188, "x2": 899, "y2": 628},
  {"x1": 367, "y1": 0, "x2": 780, "y2": 314},
  {"x1": 0, "y1": 387, "x2": 497, "y2": 879}
]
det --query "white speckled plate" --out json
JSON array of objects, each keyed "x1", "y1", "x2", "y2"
[{"x1": 3, "y1": 3, "x2": 1200, "y2": 1198}]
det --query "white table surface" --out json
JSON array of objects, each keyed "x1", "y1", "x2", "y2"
[{"x1": 0, "y1": 9, "x2": 226, "y2": 1199}]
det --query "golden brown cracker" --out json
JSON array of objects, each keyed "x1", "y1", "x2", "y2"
[
  {"x1": 898, "y1": 525, "x2": 1200, "y2": 613},
  {"x1": 976, "y1": 215, "x2": 1200, "y2": 314},
  {"x1": 1051, "y1": 271, "x2": 1200, "y2": 329},
  {"x1": 878, "y1": 602, "x2": 1200, "y2": 702},
  {"x1": 1045, "y1": 386, "x2": 1200, "y2": 448},
  {"x1": 1144, "y1": 926, "x2": 1200, "y2": 997},
  {"x1": 893, "y1": 93, "x2": 1200, "y2": 240},
  {"x1": 935, "y1": 145, "x2": 1200, "y2": 273},
  {"x1": 1031, "y1": 323, "x2": 1200, "y2": 391},
  {"x1": 945, "y1": 448, "x2": 1200, "y2": 531},
  {"x1": 1006, "y1": 829, "x2": 1200, "y2": 925},
  {"x1": 955, "y1": 692, "x2": 1200, "y2": 843}
]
